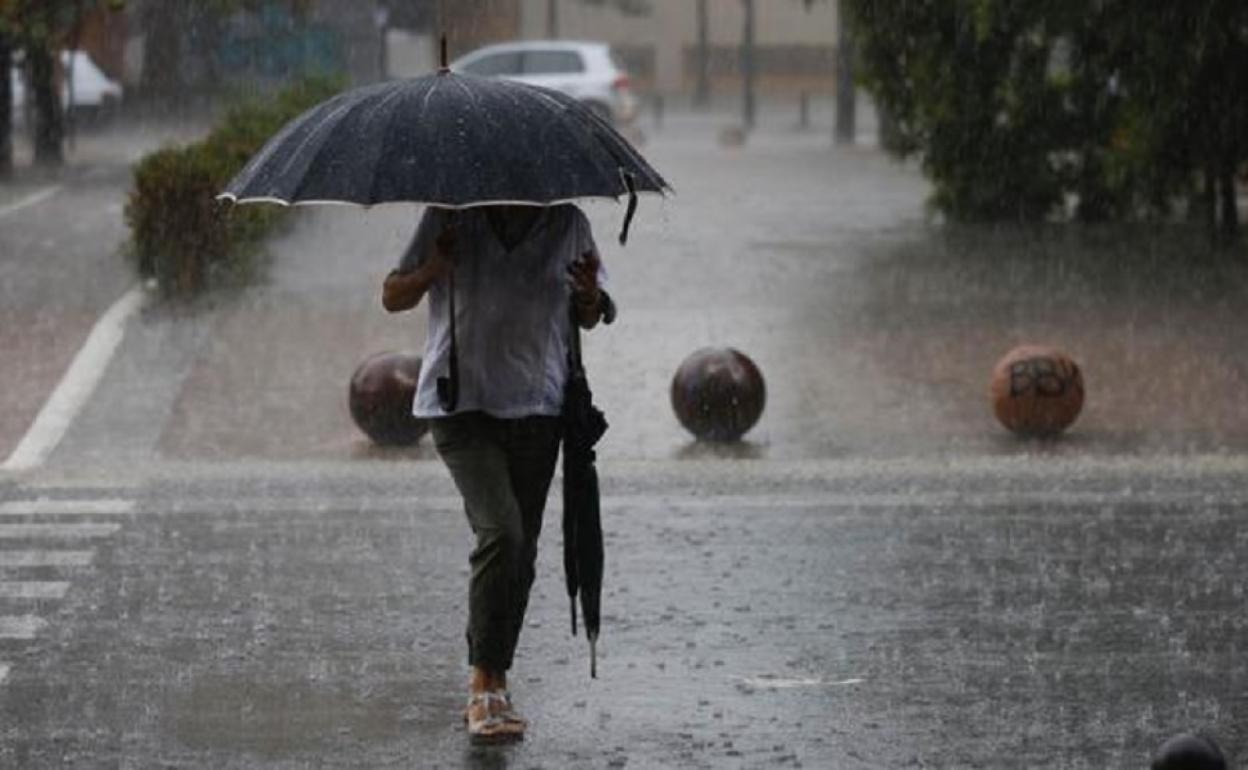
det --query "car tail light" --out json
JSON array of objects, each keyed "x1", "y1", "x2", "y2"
[{"x1": 611, "y1": 75, "x2": 631, "y2": 92}]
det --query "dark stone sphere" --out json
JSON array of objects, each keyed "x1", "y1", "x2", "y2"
[
  {"x1": 348, "y1": 352, "x2": 428, "y2": 446},
  {"x1": 1152, "y1": 733, "x2": 1226, "y2": 770},
  {"x1": 989, "y1": 344, "x2": 1085, "y2": 437},
  {"x1": 671, "y1": 347, "x2": 766, "y2": 442}
]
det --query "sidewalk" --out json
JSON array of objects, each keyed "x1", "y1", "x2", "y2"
[{"x1": 38, "y1": 103, "x2": 1248, "y2": 475}]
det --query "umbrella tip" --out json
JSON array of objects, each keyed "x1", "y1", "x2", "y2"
[
  {"x1": 590, "y1": 638, "x2": 598, "y2": 679},
  {"x1": 439, "y1": 35, "x2": 449, "y2": 72}
]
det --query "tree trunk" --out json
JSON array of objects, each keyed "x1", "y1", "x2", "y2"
[
  {"x1": 835, "y1": 0, "x2": 856, "y2": 144},
  {"x1": 1195, "y1": 165, "x2": 1217, "y2": 230},
  {"x1": 0, "y1": 35, "x2": 12, "y2": 179},
  {"x1": 29, "y1": 45, "x2": 64, "y2": 167},
  {"x1": 1218, "y1": 165, "x2": 1240, "y2": 243},
  {"x1": 693, "y1": 0, "x2": 710, "y2": 107}
]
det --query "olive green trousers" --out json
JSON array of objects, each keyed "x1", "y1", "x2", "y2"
[{"x1": 430, "y1": 412, "x2": 562, "y2": 672}]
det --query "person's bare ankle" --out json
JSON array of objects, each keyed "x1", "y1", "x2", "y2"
[{"x1": 469, "y1": 666, "x2": 493, "y2": 695}]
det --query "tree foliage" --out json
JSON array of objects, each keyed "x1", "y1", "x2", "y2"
[
  {"x1": 846, "y1": 0, "x2": 1248, "y2": 240},
  {"x1": 128, "y1": 0, "x2": 315, "y2": 105},
  {"x1": 125, "y1": 74, "x2": 342, "y2": 298}
]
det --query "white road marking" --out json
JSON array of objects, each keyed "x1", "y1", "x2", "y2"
[
  {"x1": 0, "y1": 582, "x2": 70, "y2": 600},
  {"x1": 0, "y1": 550, "x2": 94, "y2": 568},
  {"x1": 0, "y1": 185, "x2": 61, "y2": 219},
  {"x1": 626, "y1": 491, "x2": 1248, "y2": 511},
  {"x1": 1, "y1": 286, "x2": 146, "y2": 471},
  {"x1": 0, "y1": 499, "x2": 135, "y2": 517},
  {"x1": 736, "y1": 675, "x2": 866, "y2": 689},
  {"x1": 0, "y1": 615, "x2": 47, "y2": 640},
  {"x1": 118, "y1": 486, "x2": 1248, "y2": 519},
  {"x1": 0, "y1": 523, "x2": 120, "y2": 539},
  {"x1": 0, "y1": 662, "x2": 9, "y2": 684}
]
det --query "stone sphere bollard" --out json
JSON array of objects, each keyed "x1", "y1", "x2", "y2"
[
  {"x1": 1151, "y1": 733, "x2": 1226, "y2": 770},
  {"x1": 348, "y1": 352, "x2": 428, "y2": 446},
  {"x1": 671, "y1": 347, "x2": 766, "y2": 442},
  {"x1": 989, "y1": 344, "x2": 1084, "y2": 437}
]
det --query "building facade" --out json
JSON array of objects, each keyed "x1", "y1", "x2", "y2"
[
  {"x1": 388, "y1": 1, "x2": 840, "y2": 97},
  {"x1": 516, "y1": 0, "x2": 840, "y2": 95}
]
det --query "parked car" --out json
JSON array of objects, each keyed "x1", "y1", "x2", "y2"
[
  {"x1": 10, "y1": 50, "x2": 123, "y2": 123},
  {"x1": 451, "y1": 40, "x2": 638, "y2": 125}
]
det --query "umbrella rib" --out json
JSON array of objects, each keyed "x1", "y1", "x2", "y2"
[
  {"x1": 268, "y1": 97, "x2": 364, "y2": 198},
  {"x1": 366, "y1": 83, "x2": 422, "y2": 204}
]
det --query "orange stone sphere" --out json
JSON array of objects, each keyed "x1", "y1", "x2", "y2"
[
  {"x1": 349, "y1": 352, "x2": 428, "y2": 446},
  {"x1": 989, "y1": 345, "x2": 1084, "y2": 437}
]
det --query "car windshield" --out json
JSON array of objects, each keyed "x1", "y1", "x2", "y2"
[
  {"x1": 523, "y1": 49, "x2": 584, "y2": 75},
  {"x1": 459, "y1": 50, "x2": 522, "y2": 76}
]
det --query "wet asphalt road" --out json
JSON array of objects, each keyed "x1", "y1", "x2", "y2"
[
  {"x1": 2, "y1": 462, "x2": 1247, "y2": 768},
  {"x1": 1, "y1": 104, "x2": 1247, "y2": 767}
]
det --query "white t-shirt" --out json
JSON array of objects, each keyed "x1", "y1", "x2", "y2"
[{"x1": 398, "y1": 205, "x2": 605, "y2": 419}]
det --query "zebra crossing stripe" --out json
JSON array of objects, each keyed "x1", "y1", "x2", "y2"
[
  {"x1": 0, "y1": 499, "x2": 135, "y2": 517},
  {"x1": 0, "y1": 551, "x2": 94, "y2": 568},
  {"x1": 0, "y1": 616, "x2": 48, "y2": 640},
  {"x1": 0, "y1": 582, "x2": 71, "y2": 600},
  {"x1": 0, "y1": 523, "x2": 120, "y2": 539}
]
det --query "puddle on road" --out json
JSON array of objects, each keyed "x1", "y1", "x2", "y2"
[{"x1": 170, "y1": 675, "x2": 419, "y2": 758}]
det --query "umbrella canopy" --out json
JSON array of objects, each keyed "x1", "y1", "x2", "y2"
[
  {"x1": 563, "y1": 315, "x2": 608, "y2": 678},
  {"x1": 219, "y1": 69, "x2": 669, "y2": 214}
]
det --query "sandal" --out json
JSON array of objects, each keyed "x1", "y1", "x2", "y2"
[
  {"x1": 462, "y1": 690, "x2": 527, "y2": 727},
  {"x1": 465, "y1": 691, "x2": 525, "y2": 743}
]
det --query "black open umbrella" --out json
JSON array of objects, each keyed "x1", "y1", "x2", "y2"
[
  {"x1": 563, "y1": 312, "x2": 609, "y2": 678},
  {"x1": 219, "y1": 45, "x2": 669, "y2": 244}
]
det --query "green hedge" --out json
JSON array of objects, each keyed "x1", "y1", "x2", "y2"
[{"x1": 125, "y1": 76, "x2": 344, "y2": 298}]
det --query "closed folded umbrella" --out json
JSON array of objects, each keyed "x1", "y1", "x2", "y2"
[{"x1": 562, "y1": 315, "x2": 608, "y2": 678}]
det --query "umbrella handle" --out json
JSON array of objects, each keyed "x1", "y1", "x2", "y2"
[
  {"x1": 617, "y1": 172, "x2": 638, "y2": 246},
  {"x1": 570, "y1": 599, "x2": 578, "y2": 636}
]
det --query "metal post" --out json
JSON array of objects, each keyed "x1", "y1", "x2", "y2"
[
  {"x1": 374, "y1": 5, "x2": 389, "y2": 81},
  {"x1": 835, "y1": 0, "x2": 856, "y2": 144},
  {"x1": 694, "y1": 0, "x2": 710, "y2": 107},
  {"x1": 548, "y1": 0, "x2": 559, "y2": 39},
  {"x1": 741, "y1": 0, "x2": 756, "y2": 131}
]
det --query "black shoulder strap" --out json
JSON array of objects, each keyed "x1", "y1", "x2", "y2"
[
  {"x1": 436, "y1": 211, "x2": 460, "y2": 412},
  {"x1": 436, "y1": 272, "x2": 459, "y2": 412},
  {"x1": 568, "y1": 302, "x2": 585, "y2": 376}
]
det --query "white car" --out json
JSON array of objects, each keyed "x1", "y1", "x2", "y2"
[
  {"x1": 11, "y1": 50, "x2": 123, "y2": 121},
  {"x1": 451, "y1": 40, "x2": 638, "y2": 125}
]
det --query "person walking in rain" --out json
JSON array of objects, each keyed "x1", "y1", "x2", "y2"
[{"x1": 382, "y1": 203, "x2": 612, "y2": 743}]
